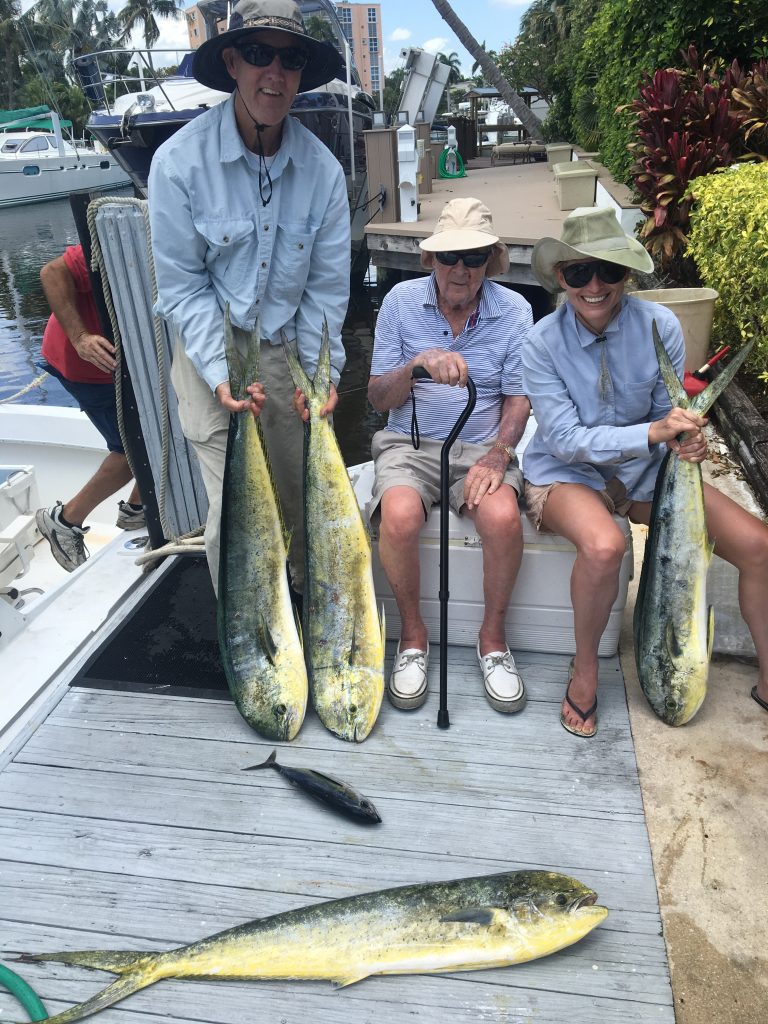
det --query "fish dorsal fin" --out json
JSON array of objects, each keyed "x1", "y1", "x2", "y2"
[
  {"x1": 652, "y1": 320, "x2": 688, "y2": 410},
  {"x1": 689, "y1": 340, "x2": 754, "y2": 416}
]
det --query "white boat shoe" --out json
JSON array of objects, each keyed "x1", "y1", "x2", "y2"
[
  {"x1": 388, "y1": 642, "x2": 429, "y2": 710},
  {"x1": 477, "y1": 642, "x2": 527, "y2": 713}
]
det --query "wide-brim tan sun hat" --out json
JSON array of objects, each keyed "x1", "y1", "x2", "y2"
[
  {"x1": 192, "y1": 0, "x2": 345, "y2": 95},
  {"x1": 419, "y1": 197, "x2": 510, "y2": 278},
  {"x1": 531, "y1": 206, "x2": 654, "y2": 292}
]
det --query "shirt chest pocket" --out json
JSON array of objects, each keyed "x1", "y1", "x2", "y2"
[
  {"x1": 193, "y1": 216, "x2": 255, "y2": 292},
  {"x1": 617, "y1": 373, "x2": 659, "y2": 421},
  {"x1": 273, "y1": 223, "x2": 317, "y2": 305}
]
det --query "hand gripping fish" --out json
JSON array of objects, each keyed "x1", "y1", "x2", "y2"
[
  {"x1": 217, "y1": 307, "x2": 308, "y2": 741},
  {"x1": 281, "y1": 323, "x2": 384, "y2": 742},
  {"x1": 15, "y1": 871, "x2": 608, "y2": 1024},
  {"x1": 633, "y1": 322, "x2": 753, "y2": 726}
]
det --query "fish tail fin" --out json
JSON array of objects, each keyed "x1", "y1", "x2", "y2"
[
  {"x1": 242, "y1": 748, "x2": 278, "y2": 771},
  {"x1": 16, "y1": 950, "x2": 149, "y2": 973},
  {"x1": 280, "y1": 330, "x2": 313, "y2": 397},
  {"x1": 13, "y1": 953, "x2": 163, "y2": 1024},
  {"x1": 224, "y1": 306, "x2": 261, "y2": 401},
  {"x1": 689, "y1": 340, "x2": 754, "y2": 416},
  {"x1": 314, "y1": 319, "x2": 332, "y2": 405},
  {"x1": 652, "y1": 320, "x2": 689, "y2": 408}
]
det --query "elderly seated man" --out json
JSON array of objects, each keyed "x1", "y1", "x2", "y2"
[{"x1": 367, "y1": 197, "x2": 533, "y2": 713}]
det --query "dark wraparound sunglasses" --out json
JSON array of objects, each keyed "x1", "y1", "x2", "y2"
[
  {"x1": 435, "y1": 250, "x2": 492, "y2": 268},
  {"x1": 561, "y1": 260, "x2": 628, "y2": 287},
  {"x1": 236, "y1": 42, "x2": 309, "y2": 71}
]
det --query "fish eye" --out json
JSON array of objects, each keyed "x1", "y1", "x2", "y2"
[
  {"x1": 360, "y1": 800, "x2": 370, "y2": 810},
  {"x1": 348, "y1": 704, "x2": 358, "y2": 714},
  {"x1": 275, "y1": 704, "x2": 287, "y2": 717},
  {"x1": 555, "y1": 893, "x2": 568, "y2": 906},
  {"x1": 664, "y1": 697, "x2": 678, "y2": 711}
]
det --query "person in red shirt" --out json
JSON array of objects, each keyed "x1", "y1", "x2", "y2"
[{"x1": 35, "y1": 245, "x2": 144, "y2": 572}]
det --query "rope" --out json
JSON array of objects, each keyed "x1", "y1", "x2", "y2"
[
  {"x1": 85, "y1": 196, "x2": 176, "y2": 541},
  {"x1": 0, "y1": 371, "x2": 49, "y2": 405}
]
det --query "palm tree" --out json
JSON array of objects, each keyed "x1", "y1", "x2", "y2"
[
  {"x1": 117, "y1": 0, "x2": 182, "y2": 53},
  {"x1": 436, "y1": 49, "x2": 462, "y2": 112},
  {"x1": 0, "y1": 0, "x2": 24, "y2": 107},
  {"x1": 429, "y1": 0, "x2": 544, "y2": 141}
]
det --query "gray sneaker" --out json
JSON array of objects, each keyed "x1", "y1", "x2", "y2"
[
  {"x1": 116, "y1": 500, "x2": 145, "y2": 530},
  {"x1": 35, "y1": 502, "x2": 89, "y2": 572}
]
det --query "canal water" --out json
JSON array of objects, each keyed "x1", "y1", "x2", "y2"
[{"x1": 0, "y1": 194, "x2": 387, "y2": 465}]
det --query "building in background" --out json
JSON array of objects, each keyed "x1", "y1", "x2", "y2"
[{"x1": 336, "y1": 3, "x2": 383, "y2": 103}]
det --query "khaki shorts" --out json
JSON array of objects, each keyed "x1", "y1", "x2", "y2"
[
  {"x1": 524, "y1": 477, "x2": 634, "y2": 532},
  {"x1": 367, "y1": 430, "x2": 524, "y2": 522}
]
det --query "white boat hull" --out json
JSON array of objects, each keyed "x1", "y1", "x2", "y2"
[{"x1": 0, "y1": 152, "x2": 130, "y2": 207}]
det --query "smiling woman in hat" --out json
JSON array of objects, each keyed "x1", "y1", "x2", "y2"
[
  {"x1": 367, "y1": 197, "x2": 533, "y2": 715},
  {"x1": 522, "y1": 206, "x2": 768, "y2": 737},
  {"x1": 148, "y1": 0, "x2": 349, "y2": 596}
]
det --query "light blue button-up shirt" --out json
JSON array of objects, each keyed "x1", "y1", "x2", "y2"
[
  {"x1": 148, "y1": 95, "x2": 350, "y2": 391},
  {"x1": 371, "y1": 274, "x2": 532, "y2": 444},
  {"x1": 521, "y1": 295, "x2": 684, "y2": 501}
]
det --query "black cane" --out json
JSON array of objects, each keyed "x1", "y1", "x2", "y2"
[{"x1": 411, "y1": 367, "x2": 477, "y2": 728}]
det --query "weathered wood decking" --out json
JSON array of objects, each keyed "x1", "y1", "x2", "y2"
[{"x1": 0, "y1": 647, "x2": 674, "y2": 1023}]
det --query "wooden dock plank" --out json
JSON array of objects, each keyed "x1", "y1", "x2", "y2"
[{"x1": 0, "y1": 650, "x2": 674, "y2": 1022}]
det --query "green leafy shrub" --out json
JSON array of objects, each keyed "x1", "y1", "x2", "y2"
[{"x1": 686, "y1": 162, "x2": 768, "y2": 376}]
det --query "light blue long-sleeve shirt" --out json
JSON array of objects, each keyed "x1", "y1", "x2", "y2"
[
  {"x1": 521, "y1": 295, "x2": 684, "y2": 501},
  {"x1": 148, "y1": 95, "x2": 350, "y2": 392}
]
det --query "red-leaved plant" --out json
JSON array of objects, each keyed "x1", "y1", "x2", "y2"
[{"x1": 623, "y1": 47, "x2": 768, "y2": 278}]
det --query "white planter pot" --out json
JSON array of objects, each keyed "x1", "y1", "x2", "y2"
[{"x1": 629, "y1": 288, "x2": 719, "y2": 372}]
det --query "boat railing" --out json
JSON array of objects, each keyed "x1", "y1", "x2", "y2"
[{"x1": 70, "y1": 49, "x2": 199, "y2": 116}]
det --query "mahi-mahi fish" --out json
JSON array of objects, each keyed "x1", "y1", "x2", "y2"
[
  {"x1": 217, "y1": 307, "x2": 307, "y2": 741},
  {"x1": 633, "y1": 322, "x2": 753, "y2": 725},
  {"x1": 16, "y1": 870, "x2": 608, "y2": 1023},
  {"x1": 281, "y1": 323, "x2": 384, "y2": 742}
]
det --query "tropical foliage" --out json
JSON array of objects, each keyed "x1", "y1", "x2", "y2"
[
  {"x1": 687, "y1": 162, "x2": 768, "y2": 376},
  {"x1": 2, "y1": 0, "x2": 182, "y2": 130},
  {"x1": 496, "y1": 0, "x2": 768, "y2": 170}
]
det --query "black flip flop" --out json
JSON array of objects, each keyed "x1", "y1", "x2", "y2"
[
  {"x1": 751, "y1": 685, "x2": 768, "y2": 714},
  {"x1": 560, "y1": 660, "x2": 598, "y2": 738}
]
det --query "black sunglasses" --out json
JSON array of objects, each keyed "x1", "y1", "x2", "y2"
[
  {"x1": 560, "y1": 260, "x2": 628, "y2": 288},
  {"x1": 435, "y1": 250, "x2": 492, "y2": 268},
  {"x1": 236, "y1": 42, "x2": 309, "y2": 71}
]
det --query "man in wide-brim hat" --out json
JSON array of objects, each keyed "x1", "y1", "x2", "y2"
[
  {"x1": 367, "y1": 197, "x2": 533, "y2": 716},
  {"x1": 521, "y1": 206, "x2": 768, "y2": 737},
  {"x1": 149, "y1": 0, "x2": 351, "y2": 595}
]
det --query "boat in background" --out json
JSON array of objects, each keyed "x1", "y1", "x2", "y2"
[{"x1": 0, "y1": 106, "x2": 131, "y2": 208}]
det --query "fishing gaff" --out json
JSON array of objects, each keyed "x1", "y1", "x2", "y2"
[{"x1": 411, "y1": 367, "x2": 477, "y2": 728}]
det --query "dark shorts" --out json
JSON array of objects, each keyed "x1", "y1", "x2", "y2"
[{"x1": 42, "y1": 362, "x2": 124, "y2": 454}]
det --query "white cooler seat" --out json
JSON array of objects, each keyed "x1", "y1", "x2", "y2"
[{"x1": 350, "y1": 443, "x2": 633, "y2": 656}]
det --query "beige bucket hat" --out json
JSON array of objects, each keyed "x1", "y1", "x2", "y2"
[
  {"x1": 531, "y1": 206, "x2": 654, "y2": 292},
  {"x1": 192, "y1": 0, "x2": 345, "y2": 94},
  {"x1": 419, "y1": 197, "x2": 510, "y2": 278}
]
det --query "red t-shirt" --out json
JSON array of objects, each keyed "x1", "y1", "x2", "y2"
[{"x1": 40, "y1": 245, "x2": 112, "y2": 384}]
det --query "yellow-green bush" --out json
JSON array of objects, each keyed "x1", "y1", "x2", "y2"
[{"x1": 687, "y1": 163, "x2": 768, "y2": 377}]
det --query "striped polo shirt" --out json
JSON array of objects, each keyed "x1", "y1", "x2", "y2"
[{"x1": 371, "y1": 274, "x2": 532, "y2": 443}]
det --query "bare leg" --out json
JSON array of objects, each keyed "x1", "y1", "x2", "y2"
[
  {"x1": 62, "y1": 452, "x2": 135, "y2": 528},
  {"x1": 540, "y1": 484, "x2": 628, "y2": 733},
  {"x1": 703, "y1": 483, "x2": 768, "y2": 704},
  {"x1": 378, "y1": 486, "x2": 429, "y2": 651},
  {"x1": 464, "y1": 485, "x2": 523, "y2": 654}
]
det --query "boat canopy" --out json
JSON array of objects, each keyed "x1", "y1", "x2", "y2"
[{"x1": 0, "y1": 107, "x2": 73, "y2": 133}]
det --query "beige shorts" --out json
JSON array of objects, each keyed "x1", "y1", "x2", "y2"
[
  {"x1": 367, "y1": 430, "x2": 524, "y2": 522},
  {"x1": 524, "y1": 477, "x2": 634, "y2": 532}
]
